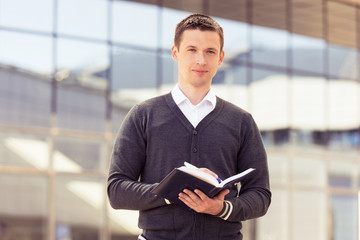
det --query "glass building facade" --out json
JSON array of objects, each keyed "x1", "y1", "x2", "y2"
[{"x1": 0, "y1": 0, "x2": 360, "y2": 239}]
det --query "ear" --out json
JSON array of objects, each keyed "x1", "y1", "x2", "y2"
[
  {"x1": 218, "y1": 50, "x2": 225, "y2": 66},
  {"x1": 171, "y1": 45, "x2": 178, "y2": 61}
]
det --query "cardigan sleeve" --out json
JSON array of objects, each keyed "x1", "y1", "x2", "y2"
[
  {"x1": 217, "y1": 114, "x2": 271, "y2": 222},
  {"x1": 107, "y1": 105, "x2": 166, "y2": 211}
]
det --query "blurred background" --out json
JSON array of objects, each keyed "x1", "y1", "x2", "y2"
[{"x1": 0, "y1": 0, "x2": 359, "y2": 239}]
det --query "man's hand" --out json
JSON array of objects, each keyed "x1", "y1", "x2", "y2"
[{"x1": 178, "y1": 188, "x2": 230, "y2": 215}]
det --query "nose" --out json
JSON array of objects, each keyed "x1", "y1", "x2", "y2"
[{"x1": 196, "y1": 52, "x2": 206, "y2": 65}]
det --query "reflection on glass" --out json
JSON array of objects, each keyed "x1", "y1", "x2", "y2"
[
  {"x1": 250, "y1": 68, "x2": 288, "y2": 130},
  {"x1": 111, "y1": 47, "x2": 159, "y2": 110},
  {"x1": 292, "y1": 129, "x2": 328, "y2": 146},
  {"x1": 329, "y1": 157, "x2": 358, "y2": 188},
  {"x1": 291, "y1": 34, "x2": 325, "y2": 74},
  {"x1": 112, "y1": 1, "x2": 159, "y2": 48},
  {"x1": 330, "y1": 194, "x2": 358, "y2": 240},
  {"x1": 0, "y1": 31, "x2": 53, "y2": 74},
  {"x1": 0, "y1": 67, "x2": 51, "y2": 127},
  {"x1": 57, "y1": 86, "x2": 106, "y2": 132},
  {"x1": 328, "y1": 130, "x2": 360, "y2": 150},
  {"x1": 292, "y1": 191, "x2": 327, "y2": 240},
  {"x1": 328, "y1": 45, "x2": 358, "y2": 79},
  {"x1": 55, "y1": 137, "x2": 105, "y2": 171},
  {"x1": 56, "y1": 38, "x2": 108, "y2": 132},
  {"x1": 58, "y1": 0, "x2": 107, "y2": 40},
  {"x1": 250, "y1": 26, "x2": 288, "y2": 68},
  {"x1": 56, "y1": 176, "x2": 104, "y2": 240},
  {"x1": 0, "y1": 133, "x2": 50, "y2": 169},
  {"x1": 0, "y1": 0, "x2": 53, "y2": 32},
  {"x1": 0, "y1": 174, "x2": 47, "y2": 240},
  {"x1": 262, "y1": 129, "x2": 290, "y2": 147}
]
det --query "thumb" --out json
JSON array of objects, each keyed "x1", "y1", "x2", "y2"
[{"x1": 214, "y1": 189, "x2": 230, "y2": 200}]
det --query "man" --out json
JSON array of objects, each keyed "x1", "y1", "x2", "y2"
[{"x1": 108, "y1": 13, "x2": 271, "y2": 240}]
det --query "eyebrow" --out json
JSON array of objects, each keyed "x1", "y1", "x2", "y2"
[{"x1": 185, "y1": 45, "x2": 218, "y2": 52}]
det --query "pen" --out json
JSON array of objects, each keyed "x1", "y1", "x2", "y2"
[{"x1": 184, "y1": 162, "x2": 222, "y2": 183}]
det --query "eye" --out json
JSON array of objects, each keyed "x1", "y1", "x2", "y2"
[
  {"x1": 207, "y1": 50, "x2": 216, "y2": 54},
  {"x1": 188, "y1": 49, "x2": 196, "y2": 52}
]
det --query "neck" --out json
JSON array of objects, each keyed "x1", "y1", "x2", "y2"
[{"x1": 177, "y1": 82, "x2": 210, "y2": 105}]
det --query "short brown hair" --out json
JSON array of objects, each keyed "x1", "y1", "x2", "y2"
[{"x1": 174, "y1": 13, "x2": 224, "y2": 52}]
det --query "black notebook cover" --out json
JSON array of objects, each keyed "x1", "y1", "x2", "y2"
[{"x1": 151, "y1": 168, "x2": 254, "y2": 208}]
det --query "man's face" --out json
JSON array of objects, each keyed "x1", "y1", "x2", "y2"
[{"x1": 171, "y1": 29, "x2": 224, "y2": 89}]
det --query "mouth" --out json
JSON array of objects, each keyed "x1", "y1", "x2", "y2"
[{"x1": 192, "y1": 69, "x2": 208, "y2": 74}]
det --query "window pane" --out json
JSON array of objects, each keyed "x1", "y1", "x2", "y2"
[
  {"x1": 328, "y1": 45, "x2": 358, "y2": 80},
  {"x1": 56, "y1": 176, "x2": 105, "y2": 240},
  {"x1": 0, "y1": 31, "x2": 53, "y2": 74},
  {"x1": 161, "y1": 7, "x2": 190, "y2": 49},
  {"x1": 291, "y1": 34, "x2": 325, "y2": 74},
  {"x1": 213, "y1": 65, "x2": 248, "y2": 110},
  {"x1": 292, "y1": 155, "x2": 326, "y2": 187},
  {"x1": 250, "y1": 68, "x2": 289, "y2": 130},
  {"x1": 267, "y1": 152, "x2": 288, "y2": 185},
  {"x1": 160, "y1": 51, "x2": 176, "y2": 86},
  {"x1": 257, "y1": 189, "x2": 288, "y2": 240},
  {"x1": 292, "y1": 191, "x2": 327, "y2": 240},
  {"x1": 328, "y1": 79, "x2": 359, "y2": 131},
  {"x1": 56, "y1": 38, "x2": 108, "y2": 132},
  {"x1": 0, "y1": 68, "x2": 51, "y2": 127},
  {"x1": 112, "y1": 47, "x2": 157, "y2": 89},
  {"x1": 0, "y1": 174, "x2": 48, "y2": 240},
  {"x1": 0, "y1": 133, "x2": 50, "y2": 169},
  {"x1": 55, "y1": 137, "x2": 106, "y2": 172},
  {"x1": 291, "y1": 74, "x2": 326, "y2": 130},
  {"x1": 58, "y1": 0, "x2": 107, "y2": 40},
  {"x1": 0, "y1": 0, "x2": 53, "y2": 32},
  {"x1": 112, "y1": 1, "x2": 159, "y2": 48},
  {"x1": 215, "y1": 18, "x2": 248, "y2": 59},
  {"x1": 111, "y1": 47, "x2": 159, "y2": 111},
  {"x1": 251, "y1": 26, "x2": 288, "y2": 68},
  {"x1": 329, "y1": 156, "x2": 358, "y2": 188},
  {"x1": 251, "y1": 0, "x2": 287, "y2": 68},
  {"x1": 330, "y1": 194, "x2": 358, "y2": 240}
]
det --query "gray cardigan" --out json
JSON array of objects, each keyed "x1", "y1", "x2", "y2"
[{"x1": 108, "y1": 93, "x2": 271, "y2": 240}]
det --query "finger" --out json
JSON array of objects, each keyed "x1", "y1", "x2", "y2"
[
  {"x1": 182, "y1": 189, "x2": 200, "y2": 201},
  {"x1": 194, "y1": 189, "x2": 209, "y2": 200}
]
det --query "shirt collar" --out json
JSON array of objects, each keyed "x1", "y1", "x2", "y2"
[{"x1": 171, "y1": 84, "x2": 216, "y2": 108}]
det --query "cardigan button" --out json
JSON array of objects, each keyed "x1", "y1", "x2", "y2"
[
  {"x1": 193, "y1": 147, "x2": 198, "y2": 153},
  {"x1": 193, "y1": 130, "x2": 198, "y2": 135}
]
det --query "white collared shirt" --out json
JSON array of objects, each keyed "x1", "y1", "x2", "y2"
[{"x1": 171, "y1": 84, "x2": 216, "y2": 128}]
